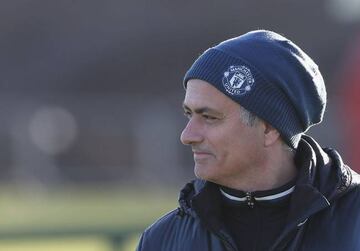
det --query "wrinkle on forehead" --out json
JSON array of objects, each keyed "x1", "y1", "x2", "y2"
[{"x1": 184, "y1": 79, "x2": 240, "y2": 115}]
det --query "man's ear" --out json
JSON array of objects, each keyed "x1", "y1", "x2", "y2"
[{"x1": 263, "y1": 122, "x2": 280, "y2": 147}]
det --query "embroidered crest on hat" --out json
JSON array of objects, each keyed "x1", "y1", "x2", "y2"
[{"x1": 222, "y1": 65, "x2": 255, "y2": 96}]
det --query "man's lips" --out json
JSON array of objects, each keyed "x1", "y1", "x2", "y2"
[
  {"x1": 192, "y1": 150, "x2": 213, "y2": 157},
  {"x1": 193, "y1": 151, "x2": 212, "y2": 155}
]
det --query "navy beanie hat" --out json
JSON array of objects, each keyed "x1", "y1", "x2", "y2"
[{"x1": 183, "y1": 30, "x2": 327, "y2": 149}]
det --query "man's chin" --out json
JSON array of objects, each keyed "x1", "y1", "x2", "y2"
[{"x1": 194, "y1": 164, "x2": 217, "y2": 181}]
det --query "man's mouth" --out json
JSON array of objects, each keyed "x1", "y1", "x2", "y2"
[
  {"x1": 192, "y1": 150, "x2": 213, "y2": 158},
  {"x1": 193, "y1": 151, "x2": 211, "y2": 155}
]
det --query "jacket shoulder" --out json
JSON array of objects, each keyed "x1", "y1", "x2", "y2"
[
  {"x1": 335, "y1": 168, "x2": 360, "y2": 213},
  {"x1": 136, "y1": 207, "x2": 218, "y2": 251},
  {"x1": 301, "y1": 175, "x2": 360, "y2": 250},
  {"x1": 144, "y1": 209, "x2": 181, "y2": 236},
  {"x1": 137, "y1": 208, "x2": 203, "y2": 251},
  {"x1": 136, "y1": 209, "x2": 179, "y2": 251}
]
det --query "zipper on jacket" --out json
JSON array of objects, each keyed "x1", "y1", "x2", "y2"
[{"x1": 246, "y1": 192, "x2": 255, "y2": 208}]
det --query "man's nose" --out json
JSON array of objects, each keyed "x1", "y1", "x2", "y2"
[{"x1": 180, "y1": 118, "x2": 203, "y2": 145}]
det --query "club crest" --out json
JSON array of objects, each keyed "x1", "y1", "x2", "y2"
[{"x1": 222, "y1": 65, "x2": 255, "y2": 96}]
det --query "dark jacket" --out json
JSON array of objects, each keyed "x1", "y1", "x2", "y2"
[{"x1": 137, "y1": 136, "x2": 360, "y2": 251}]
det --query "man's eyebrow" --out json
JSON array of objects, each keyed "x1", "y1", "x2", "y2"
[{"x1": 182, "y1": 103, "x2": 223, "y2": 116}]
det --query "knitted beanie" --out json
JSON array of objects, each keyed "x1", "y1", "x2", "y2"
[{"x1": 183, "y1": 30, "x2": 327, "y2": 149}]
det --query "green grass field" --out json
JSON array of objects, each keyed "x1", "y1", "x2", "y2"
[{"x1": 0, "y1": 185, "x2": 177, "y2": 251}]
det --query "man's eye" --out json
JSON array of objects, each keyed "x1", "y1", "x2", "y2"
[{"x1": 203, "y1": 114, "x2": 217, "y2": 120}]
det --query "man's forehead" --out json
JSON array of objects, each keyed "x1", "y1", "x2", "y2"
[{"x1": 183, "y1": 79, "x2": 237, "y2": 111}]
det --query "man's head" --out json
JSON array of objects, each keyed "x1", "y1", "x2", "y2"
[
  {"x1": 181, "y1": 79, "x2": 282, "y2": 187},
  {"x1": 183, "y1": 30, "x2": 327, "y2": 149},
  {"x1": 181, "y1": 30, "x2": 327, "y2": 188}
]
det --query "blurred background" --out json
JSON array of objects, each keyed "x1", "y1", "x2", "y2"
[{"x1": 0, "y1": 0, "x2": 359, "y2": 250}]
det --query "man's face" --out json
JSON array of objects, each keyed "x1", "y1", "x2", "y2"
[{"x1": 181, "y1": 79, "x2": 266, "y2": 186}]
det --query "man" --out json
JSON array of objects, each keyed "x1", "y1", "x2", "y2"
[{"x1": 136, "y1": 30, "x2": 360, "y2": 251}]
